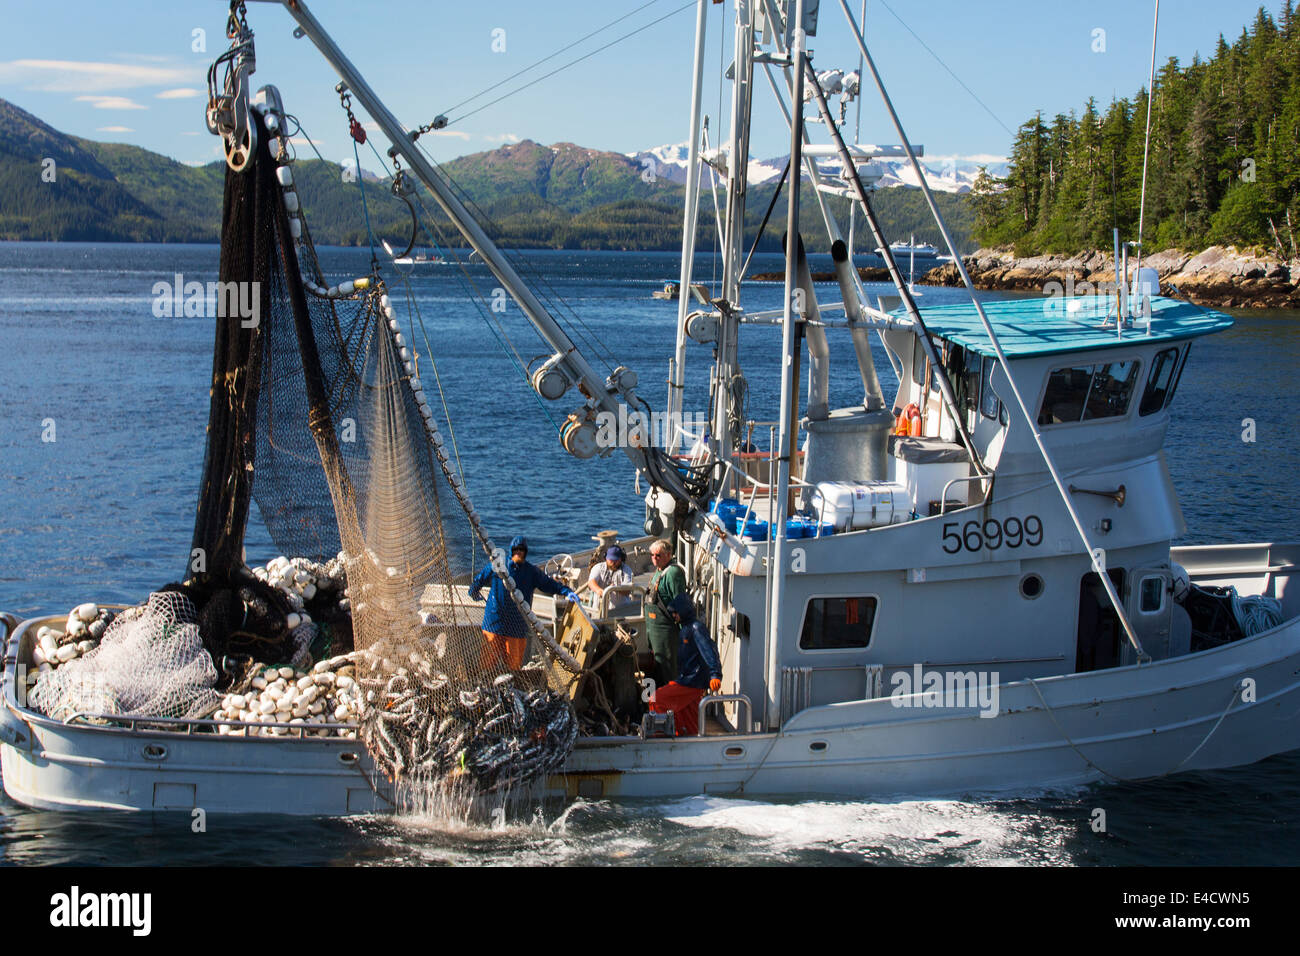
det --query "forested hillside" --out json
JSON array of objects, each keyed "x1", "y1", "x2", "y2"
[
  {"x1": 0, "y1": 98, "x2": 973, "y2": 251},
  {"x1": 971, "y1": 3, "x2": 1300, "y2": 257}
]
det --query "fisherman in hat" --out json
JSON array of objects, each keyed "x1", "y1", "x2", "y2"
[
  {"x1": 648, "y1": 591, "x2": 723, "y2": 736},
  {"x1": 588, "y1": 545, "x2": 634, "y2": 611},
  {"x1": 468, "y1": 535, "x2": 578, "y2": 671}
]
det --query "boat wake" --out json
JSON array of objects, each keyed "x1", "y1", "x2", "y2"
[
  {"x1": 654, "y1": 794, "x2": 1083, "y2": 865},
  {"x1": 342, "y1": 791, "x2": 1086, "y2": 865}
]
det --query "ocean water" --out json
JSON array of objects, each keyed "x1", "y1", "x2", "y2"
[{"x1": 0, "y1": 241, "x2": 1298, "y2": 865}]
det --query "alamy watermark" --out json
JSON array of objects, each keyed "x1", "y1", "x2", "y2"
[
  {"x1": 889, "y1": 664, "x2": 1000, "y2": 718},
  {"x1": 593, "y1": 406, "x2": 708, "y2": 451},
  {"x1": 49, "y1": 886, "x2": 151, "y2": 936},
  {"x1": 151, "y1": 274, "x2": 259, "y2": 327}
]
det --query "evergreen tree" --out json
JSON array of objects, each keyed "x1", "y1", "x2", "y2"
[{"x1": 974, "y1": 2, "x2": 1299, "y2": 254}]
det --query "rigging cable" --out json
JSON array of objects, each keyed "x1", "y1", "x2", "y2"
[
  {"x1": 874, "y1": 0, "x2": 1014, "y2": 137},
  {"x1": 404, "y1": 187, "x2": 563, "y2": 430},
  {"x1": 393, "y1": 272, "x2": 483, "y2": 574},
  {"x1": 428, "y1": 155, "x2": 618, "y2": 365},
  {"x1": 428, "y1": 0, "x2": 667, "y2": 124},
  {"x1": 410, "y1": 135, "x2": 621, "y2": 371},
  {"x1": 444, "y1": 0, "x2": 699, "y2": 127},
  {"x1": 738, "y1": 159, "x2": 791, "y2": 282},
  {"x1": 339, "y1": 87, "x2": 380, "y2": 273},
  {"x1": 350, "y1": 134, "x2": 562, "y2": 431}
]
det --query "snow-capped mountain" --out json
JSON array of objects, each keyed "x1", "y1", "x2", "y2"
[
  {"x1": 626, "y1": 142, "x2": 1008, "y2": 193},
  {"x1": 626, "y1": 141, "x2": 787, "y2": 187}
]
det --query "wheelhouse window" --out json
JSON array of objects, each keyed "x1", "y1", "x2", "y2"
[
  {"x1": 1166, "y1": 343, "x2": 1190, "y2": 408},
  {"x1": 911, "y1": 337, "x2": 930, "y2": 389},
  {"x1": 1139, "y1": 348, "x2": 1181, "y2": 415},
  {"x1": 800, "y1": 597, "x2": 878, "y2": 650},
  {"x1": 1039, "y1": 360, "x2": 1141, "y2": 425},
  {"x1": 980, "y1": 356, "x2": 1002, "y2": 420}
]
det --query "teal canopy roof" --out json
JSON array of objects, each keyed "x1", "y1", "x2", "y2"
[{"x1": 894, "y1": 294, "x2": 1234, "y2": 359}]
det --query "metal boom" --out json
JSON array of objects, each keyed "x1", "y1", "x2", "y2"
[{"x1": 250, "y1": 0, "x2": 697, "y2": 503}]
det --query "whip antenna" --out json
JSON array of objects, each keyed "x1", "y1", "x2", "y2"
[{"x1": 1135, "y1": 0, "x2": 1160, "y2": 281}]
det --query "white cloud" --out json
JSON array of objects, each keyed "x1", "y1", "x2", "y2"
[
  {"x1": 424, "y1": 128, "x2": 471, "y2": 141},
  {"x1": 96, "y1": 125, "x2": 134, "y2": 133},
  {"x1": 156, "y1": 88, "x2": 202, "y2": 99},
  {"x1": 0, "y1": 58, "x2": 192, "y2": 93},
  {"x1": 76, "y1": 95, "x2": 147, "y2": 110},
  {"x1": 484, "y1": 133, "x2": 521, "y2": 144}
]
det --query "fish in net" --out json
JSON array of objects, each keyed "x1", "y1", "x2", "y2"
[{"x1": 186, "y1": 101, "x2": 583, "y2": 793}]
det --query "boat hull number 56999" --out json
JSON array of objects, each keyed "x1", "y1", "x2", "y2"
[{"x1": 942, "y1": 516, "x2": 1044, "y2": 553}]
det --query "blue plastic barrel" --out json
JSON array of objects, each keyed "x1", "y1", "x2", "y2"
[
  {"x1": 711, "y1": 497, "x2": 743, "y2": 526},
  {"x1": 738, "y1": 516, "x2": 769, "y2": 541},
  {"x1": 785, "y1": 517, "x2": 809, "y2": 538}
]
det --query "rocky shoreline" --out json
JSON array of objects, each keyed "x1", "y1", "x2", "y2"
[{"x1": 921, "y1": 246, "x2": 1300, "y2": 310}]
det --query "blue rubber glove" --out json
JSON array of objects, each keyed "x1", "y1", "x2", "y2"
[{"x1": 563, "y1": 588, "x2": 580, "y2": 602}]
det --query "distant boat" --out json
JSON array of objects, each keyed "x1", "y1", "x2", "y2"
[
  {"x1": 878, "y1": 236, "x2": 931, "y2": 295},
  {"x1": 888, "y1": 239, "x2": 939, "y2": 258},
  {"x1": 652, "y1": 279, "x2": 711, "y2": 302},
  {"x1": 393, "y1": 250, "x2": 447, "y2": 267}
]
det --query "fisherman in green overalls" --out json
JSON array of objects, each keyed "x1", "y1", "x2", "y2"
[{"x1": 645, "y1": 538, "x2": 687, "y2": 686}]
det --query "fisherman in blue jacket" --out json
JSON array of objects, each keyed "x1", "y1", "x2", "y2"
[
  {"x1": 649, "y1": 591, "x2": 723, "y2": 735},
  {"x1": 469, "y1": 535, "x2": 578, "y2": 670}
]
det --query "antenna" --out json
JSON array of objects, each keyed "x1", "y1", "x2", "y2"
[{"x1": 1134, "y1": 0, "x2": 1160, "y2": 285}]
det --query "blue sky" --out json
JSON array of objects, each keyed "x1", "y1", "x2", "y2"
[{"x1": 0, "y1": 0, "x2": 1285, "y2": 169}]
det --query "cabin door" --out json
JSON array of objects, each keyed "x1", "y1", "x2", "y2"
[
  {"x1": 1075, "y1": 569, "x2": 1126, "y2": 673},
  {"x1": 1126, "y1": 566, "x2": 1174, "y2": 661}
]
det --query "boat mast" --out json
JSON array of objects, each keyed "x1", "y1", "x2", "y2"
[
  {"x1": 711, "y1": 0, "x2": 757, "y2": 487},
  {"x1": 765, "y1": 0, "x2": 808, "y2": 730},
  {"x1": 847, "y1": 0, "x2": 865, "y2": 256},
  {"x1": 668, "y1": 0, "x2": 712, "y2": 454},
  {"x1": 721, "y1": 0, "x2": 755, "y2": 307}
]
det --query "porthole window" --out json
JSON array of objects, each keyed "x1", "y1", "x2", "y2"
[{"x1": 1019, "y1": 573, "x2": 1045, "y2": 600}]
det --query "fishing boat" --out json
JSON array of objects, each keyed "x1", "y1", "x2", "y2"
[
  {"x1": 393, "y1": 251, "x2": 447, "y2": 268},
  {"x1": 652, "y1": 279, "x2": 711, "y2": 302},
  {"x1": 887, "y1": 239, "x2": 939, "y2": 259},
  {"x1": 4, "y1": 0, "x2": 1299, "y2": 815}
]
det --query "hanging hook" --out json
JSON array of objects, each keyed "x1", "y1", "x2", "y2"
[{"x1": 385, "y1": 173, "x2": 419, "y2": 261}]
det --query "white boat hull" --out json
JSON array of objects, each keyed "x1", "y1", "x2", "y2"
[
  {"x1": 553, "y1": 615, "x2": 1300, "y2": 800},
  {"x1": 4, "y1": 551, "x2": 1298, "y2": 813},
  {"x1": 0, "y1": 720, "x2": 392, "y2": 815}
]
